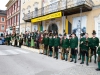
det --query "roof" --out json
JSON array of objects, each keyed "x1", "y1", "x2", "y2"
[
  {"x1": 5, "y1": 0, "x2": 12, "y2": 7},
  {"x1": 0, "y1": 10, "x2": 7, "y2": 16}
]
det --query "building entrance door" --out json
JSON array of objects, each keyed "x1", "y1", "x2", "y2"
[{"x1": 48, "y1": 23, "x2": 58, "y2": 35}]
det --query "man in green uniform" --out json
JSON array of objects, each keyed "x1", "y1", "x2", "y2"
[
  {"x1": 96, "y1": 46, "x2": 100, "y2": 71},
  {"x1": 8, "y1": 34, "x2": 11, "y2": 45},
  {"x1": 90, "y1": 30, "x2": 99, "y2": 63},
  {"x1": 80, "y1": 33, "x2": 91, "y2": 66},
  {"x1": 62, "y1": 33, "x2": 69, "y2": 61},
  {"x1": 43, "y1": 34, "x2": 49, "y2": 55},
  {"x1": 53, "y1": 34, "x2": 60, "y2": 59},
  {"x1": 78, "y1": 33, "x2": 85, "y2": 60},
  {"x1": 70, "y1": 33, "x2": 78, "y2": 63},
  {"x1": 48, "y1": 33, "x2": 54, "y2": 57}
]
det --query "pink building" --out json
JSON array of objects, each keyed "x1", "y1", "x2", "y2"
[
  {"x1": 6, "y1": 0, "x2": 20, "y2": 34},
  {"x1": 0, "y1": 10, "x2": 7, "y2": 35}
]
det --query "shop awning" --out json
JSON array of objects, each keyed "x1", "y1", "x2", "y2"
[{"x1": 31, "y1": 11, "x2": 62, "y2": 23}]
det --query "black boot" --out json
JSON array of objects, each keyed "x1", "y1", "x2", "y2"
[
  {"x1": 94, "y1": 60, "x2": 96, "y2": 63},
  {"x1": 70, "y1": 59, "x2": 73, "y2": 62},
  {"x1": 65, "y1": 58, "x2": 67, "y2": 61},
  {"x1": 96, "y1": 68, "x2": 100, "y2": 71},
  {"x1": 78, "y1": 58, "x2": 81, "y2": 60},
  {"x1": 86, "y1": 63, "x2": 89, "y2": 66},
  {"x1": 80, "y1": 62, "x2": 84, "y2": 64},
  {"x1": 74, "y1": 60, "x2": 77, "y2": 63}
]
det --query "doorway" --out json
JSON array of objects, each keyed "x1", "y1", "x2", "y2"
[{"x1": 48, "y1": 23, "x2": 58, "y2": 34}]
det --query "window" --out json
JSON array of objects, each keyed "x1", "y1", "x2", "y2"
[
  {"x1": 17, "y1": 14, "x2": 19, "y2": 22},
  {"x1": 27, "y1": 6, "x2": 31, "y2": 13},
  {"x1": 23, "y1": 0, "x2": 25, "y2": 4},
  {"x1": 98, "y1": 23, "x2": 100, "y2": 38},
  {"x1": 1, "y1": 25, "x2": 4, "y2": 30},
  {"x1": 33, "y1": 2, "x2": 39, "y2": 17},
  {"x1": 1, "y1": 17, "x2": 5, "y2": 22},
  {"x1": 95, "y1": 15, "x2": 100, "y2": 38},
  {"x1": 22, "y1": 9, "x2": 25, "y2": 19}
]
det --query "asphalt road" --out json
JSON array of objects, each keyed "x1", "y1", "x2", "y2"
[{"x1": 0, "y1": 45, "x2": 99, "y2": 75}]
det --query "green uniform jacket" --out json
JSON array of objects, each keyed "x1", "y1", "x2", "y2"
[
  {"x1": 70, "y1": 37, "x2": 78, "y2": 48},
  {"x1": 33, "y1": 33, "x2": 36, "y2": 39},
  {"x1": 62, "y1": 38, "x2": 69, "y2": 48},
  {"x1": 90, "y1": 37, "x2": 99, "y2": 48},
  {"x1": 49, "y1": 37, "x2": 54, "y2": 46},
  {"x1": 5, "y1": 37, "x2": 8, "y2": 41},
  {"x1": 80, "y1": 37, "x2": 84, "y2": 49},
  {"x1": 43, "y1": 37, "x2": 49, "y2": 45},
  {"x1": 97, "y1": 46, "x2": 100, "y2": 56},
  {"x1": 8, "y1": 37, "x2": 11, "y2": 41},
  {"x1": 81, "y1": 38, "x2": 91, "y2": 51},
  {"x1": 53, "y1": 37, "x2": 60, "y2": 47}
]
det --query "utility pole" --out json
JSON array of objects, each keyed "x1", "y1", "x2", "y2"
[{"x1": 80, "y1": 7, "x2": 82, "y2": 38}]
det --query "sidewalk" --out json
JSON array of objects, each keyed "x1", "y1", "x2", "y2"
[
  {"x1": 52, "y1": 65, "x2": 100, "y2": 75},
  {"x1": 21, "y1": 45, "x2": 39, "y2": 53}
]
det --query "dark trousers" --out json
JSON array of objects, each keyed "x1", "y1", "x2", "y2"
[
  {"x1": 91, "y1": 47, "x2": 97, "y2": 62},
  {"x1": 15, "y1": 40, "x2": 17, "y2": 46},
  {"x1": 91, "y1": 47, "x2": 96, "y2": 56},
  {"x1": 37, "y1": 41, "x2": 39, "y2": 49},
  {"x1": 28, "y1": 39, "x2": 31, "y2": 47},
  {"x1": 79, "y1": 48, "x2": 82, "y2": 58},
  {"x1": 49, "y1": 46, "x2": 53, "y2": 56},
  {"x1": 8, "y1": 40, "x2": 10, "y2": 45},
  {"x1": 44, "y1": 45, "x2": 48, "y2": 55},
  {"x1": 54, "y1": 46, "x2": 58, "y2": 59},
  {"x1": 81, "y1": 50, "x2": 89, "y2": 64},
  {"x1": 49, "y1": 46, "x2": 52, "y2": 51},
  {"x1": 71, "y1": 48, "x2": 77, "y2": 61},
  {"x1": 82, "y1": 50, "x2": 89, "y2": 57},
  {"x1": 62, "y1": 48, "x2": 68, "y2": 59}
]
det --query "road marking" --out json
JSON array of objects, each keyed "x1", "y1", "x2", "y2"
[
  {"x1": 5, "y1": 50, "x2": 19, "y2": 55},
  {"x1": 0, "y1": 51, "x2": 7, "y2": 55},
  {"x1": 0, "y1": 49, "x2": 30, "y2": 56}
]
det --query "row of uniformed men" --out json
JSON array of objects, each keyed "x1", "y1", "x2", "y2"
[
  {"x1": 4, "y1": 30, "x2": 100, "y2": 71},
  {"x1": 38, "y1": 30, "x2": 100, "y2": 71}
]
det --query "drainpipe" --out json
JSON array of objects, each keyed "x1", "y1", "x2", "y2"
[
  {"x1": 80, "y1": 7, "x2": 82, "y2": 38},
  {"x1": 62, "y1": 11, "x2": 65, "y2": 34},
  {"x1": 19, "y1": 0, "x2": 21, "y2": 34}
]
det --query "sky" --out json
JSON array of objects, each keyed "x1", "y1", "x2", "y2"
[{"x1": 0, "y1": 0, "x2": 9, "y2": 10}]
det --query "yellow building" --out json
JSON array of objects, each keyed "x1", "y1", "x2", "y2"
[
  {"x1": 20, "y1": 0, "x2": 42, "y2": 33},
  {"x1": 22, "y1": 0, "x2": 100, "y2": 38}
]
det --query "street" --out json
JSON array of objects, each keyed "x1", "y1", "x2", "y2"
[{"x1": 0, "y1": 45, "x2": 99, "y2": 75}]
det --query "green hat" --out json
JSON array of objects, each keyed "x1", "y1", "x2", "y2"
[
  {"x1": 80, "y1": 33, "x2": 85, "y2": 36},
  {"x1": 92, "y1": 30, "x2": 96, "y2": 35},
  {"x1": 64, "y1": 33, "x2": 66, "y2": 36}
]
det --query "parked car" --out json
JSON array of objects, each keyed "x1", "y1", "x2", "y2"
[{"x1": 0, "y1": 36, "x2": 5, "y2": 45}]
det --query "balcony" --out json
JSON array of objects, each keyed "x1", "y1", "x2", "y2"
[{"x1": 23, "y1": 0, "x2": 93, "y2": 22}]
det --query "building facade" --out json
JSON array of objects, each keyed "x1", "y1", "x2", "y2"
[
  {"x1": 6, "y1": 0, "x2": 21, "y2": 34},
  {"x1": 0, "y1": 10, "x2": 7, "y2": 35},
  {"x1": 20, "y1": 0, "x2": 42, "y2": 33},
  {"x1": 22, "y1": 0, "x2": 100, "y2": 38}
]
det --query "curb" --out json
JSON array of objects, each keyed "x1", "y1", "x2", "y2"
[{"x1": 21, "y1": 45, "x2": 39, "y2": 53}]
